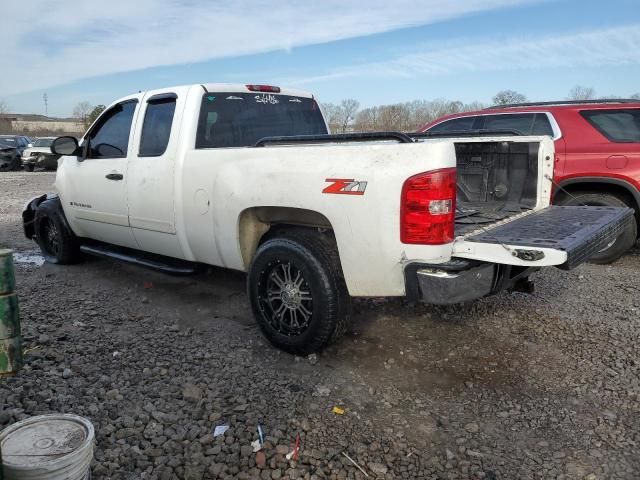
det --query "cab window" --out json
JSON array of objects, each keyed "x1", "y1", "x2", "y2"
[
  {"x1": 86, "y1": 101, "x2": 137, "y2": 158},
  {"x1": 139, "y1": 95, "x2": 177, "y2": 156}
]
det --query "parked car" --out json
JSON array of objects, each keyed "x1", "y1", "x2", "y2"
[
  {"x1": 0, "y1": 140, "x2": 22, "y2": 171},
  {"x1": 22, "y1": 84, "x2": 632, "y2": 353},
  {"x1": 418, "y1": 99, "x2": 640, "y2": 263},
  {"x1": 22, "y1": 137, "x2": 60, "y2": 171},
  {"x1": 0, "y1": 135, "x2": 32, "y2": 171}
]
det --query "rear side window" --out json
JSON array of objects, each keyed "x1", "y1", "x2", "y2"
[
  {"x1": 196, "y1": 93, "x2": 327, "y2": 148},
  {"x1": 581, "y1": 109, "x2": 640, "y2": 143},
  {"x1": 139, "y1": 95, "x2": 177, "y2": 156},
  {"x1": 481, "y1": 113, "x2": 554, "y2": 136},
  {"x1": 531, "y1": 114, "x2": 554, "y2": 136},
  {"x1": 428, "y1": 117, "x2": 476, "y2": 133},
  {"x1": 483, "y1": 113, "x2": 534, "y2": 135}
]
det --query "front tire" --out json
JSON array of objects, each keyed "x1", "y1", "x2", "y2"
[
  {"x1": 247, "y1": 229, "x2": 351, "y2": 354},
  {"x1": 556, "y1": 192, "x2": 637, "y2": 264},
  {"x1": 34, "y1": 199, "x2": 81, "y2": 264}
]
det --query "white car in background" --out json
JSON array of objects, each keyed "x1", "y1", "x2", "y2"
[{"x1": 22, "y1": 137, "x2": 60, "y2": 171}]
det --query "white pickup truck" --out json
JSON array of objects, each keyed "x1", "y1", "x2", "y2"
[{"x1": 23, "y1": 83, "x2": 633, "y2": 354}]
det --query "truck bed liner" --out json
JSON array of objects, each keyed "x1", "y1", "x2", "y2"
[{"x1": 466, "y1": 206, "x2": 634, "y2": 269}]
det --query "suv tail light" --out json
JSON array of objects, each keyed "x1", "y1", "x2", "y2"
[
  {"x1": 246, "y1": 84, "x2": 281, "y2": 93},
  {"x1": 401, "y1": 168, "x2": 456, "y2": 244}
]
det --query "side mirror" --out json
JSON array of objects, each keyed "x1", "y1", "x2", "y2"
[
  {"x1": 27, "y1": 143, "x2": 33, "y2": 148},
  {"x1": 51, "y1": 136, "x2": 80, "y2": 157}
]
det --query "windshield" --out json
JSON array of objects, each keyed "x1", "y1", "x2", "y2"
[
  {"x1": 33, "y1": 138, "x2": 54, "y2": 147},
  {"x1": 196, "y1": 92, "x2": 327, "y2": 148}
]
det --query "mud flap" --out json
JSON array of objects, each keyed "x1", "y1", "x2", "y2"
[{"x1": 465, "y1": 206, "x2": 634, "y2": 270}]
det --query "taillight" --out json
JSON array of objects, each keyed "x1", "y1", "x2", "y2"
[
  {"x1": 246, "y1": 84, "x2": 281, "y2": 93},
  {"x1": 401, "y1": 168, "x2": 456, "y2": 245}
]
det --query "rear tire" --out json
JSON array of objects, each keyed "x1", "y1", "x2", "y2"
[
  {"x1": 247, "y1": 229, "x2": 351, "y2": 354},
  {"x1": 34, "y1": 199, "x2": 81, "y2": 264},
  {"x1": 556, "y1": 192, "x2": 637, "y2": 264}
]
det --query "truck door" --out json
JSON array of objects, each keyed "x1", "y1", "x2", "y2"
[
  {"x1": 63, "y1": 99, "x2": 140, "y2": 248},
  {"x1": 126, "y1": 90, "x2": 184, "y2": 258}
]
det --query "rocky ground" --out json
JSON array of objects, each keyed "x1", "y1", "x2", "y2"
[{"x1": 0, "y1": 172, "x2": 639, "y2": 480}]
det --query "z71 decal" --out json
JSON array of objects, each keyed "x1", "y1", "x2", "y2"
[{"x1": 322, "y1": 178, "x2": 368, "y2": 195}]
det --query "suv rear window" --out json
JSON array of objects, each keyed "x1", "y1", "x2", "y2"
[
  {"x1": 196, "y1": 93, "x2": 327, "y2": 148},
  {"x1": 581, "y1": 109, "x2": 640, "y2": 143}
]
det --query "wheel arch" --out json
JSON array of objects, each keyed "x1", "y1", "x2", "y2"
[
  {"x1": 22, "y1": 194, "x2": 48, "y2": 239},
  {"x1": 237, "y1": 206, "x2": 334, "y2": 269},
  {"x1": 554, "y1": 177, "x2": 640, "y2": 219}
]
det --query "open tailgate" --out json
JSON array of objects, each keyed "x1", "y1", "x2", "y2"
[{"x1": 454, "y1": 206, "x2": 634, "y2": 270}]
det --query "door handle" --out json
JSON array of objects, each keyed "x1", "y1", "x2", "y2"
[{"x1": 105, "y1": 173, "x2": 123, "y2": 181}]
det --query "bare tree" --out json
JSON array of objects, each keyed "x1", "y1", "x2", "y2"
[
  {"x1": 567, "y1": 85, "x2": 596, "y2": 101},
  {"x1": 631, "y1": 93, "x2": 640, "y2": 100},
  {"x1": 339, "y1": 99, "x2": 359, "y2": 133},
  {"x1": 320, "y1": 103, "x2": 342, "y2": 133},
  {"x1": 352, "y1": 98, "x2": 488, "y2": 133},
  {"x1": 0, "y1": 100, "x2": 10, "y2": 134},
  {"x1": 73, "y1": 101, "x2": 94, "y2": 129},
  {"x1": 492, "y1": 90, "x2": 527, "y2": 106}
]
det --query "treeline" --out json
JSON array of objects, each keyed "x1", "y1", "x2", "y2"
[{"x1": 322, "y1": 86, "x2": 640, "y2": 133}]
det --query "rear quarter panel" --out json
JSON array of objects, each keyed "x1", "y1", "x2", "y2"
[
  {"x1": 555, "y1": 109, "x2": 640, "y2": 189},
  {"x1": 179, "y1": 141, "x2": 456, "y2": 296}
]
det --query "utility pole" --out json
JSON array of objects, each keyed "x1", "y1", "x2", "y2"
[{"x1": 43, "y1": 93, "x2": 48, "y2": 116}]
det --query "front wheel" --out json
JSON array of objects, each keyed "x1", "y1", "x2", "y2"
[
  {"x1": 34, "y1": 199, "x2": 81, "y2": 264},
  {"x1": 557, "y1": 192, "x2": 637, "y2": 264},
  {"x1": 247, "y1": 229, "x2": 351, "y2": 355}
]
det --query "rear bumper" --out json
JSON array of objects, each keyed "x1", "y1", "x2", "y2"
[{"x1": 404, "y1": 259, "x2": 537, "y2": 305}]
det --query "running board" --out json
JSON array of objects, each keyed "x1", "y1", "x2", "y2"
[{"x1": 79, "y1": 244, "x2": 201, "y2": 275}]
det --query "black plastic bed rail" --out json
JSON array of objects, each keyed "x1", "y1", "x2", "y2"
[
  {"x1": 254, "y1": 131, "x2": 414, "y2": 147},
  {"x1": 255, "y1": 129, "x2": 531, "y2": 147},
  {"x1": 410, "y1": 128, "x2": 523, "y2": 139}
]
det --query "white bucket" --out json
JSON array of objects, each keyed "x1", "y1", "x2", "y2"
[{"x1": 0, "y1": 414, "x2": 95, "y2": 480}]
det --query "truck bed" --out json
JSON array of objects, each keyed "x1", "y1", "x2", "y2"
[{"x1": 454, "y1": 140, "x2": 540, "y2": 237}]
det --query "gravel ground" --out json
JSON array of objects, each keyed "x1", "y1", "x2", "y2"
[{"x1": 0, "y1": 171, "x2": 639, "y2": 480}]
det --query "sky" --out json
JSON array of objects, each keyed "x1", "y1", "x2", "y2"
[{"x1": 1, "y1": 0, "x2": 639, "y2": 117}]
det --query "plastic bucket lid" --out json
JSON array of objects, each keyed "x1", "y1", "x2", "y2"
[{"x1": 0, "y1": 414, "x2": 94, "y2": 480}]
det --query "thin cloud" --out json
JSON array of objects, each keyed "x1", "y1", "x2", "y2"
[
  {"x1": 1, "y1": 0, "x2": 541, "y2": 95},
  {"x1": 287, "y1": 25, "x2": 640, "y2": 85}
]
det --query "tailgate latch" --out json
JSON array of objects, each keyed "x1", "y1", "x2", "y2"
[{"x1": 512, "y1": 249, "x2": 545, "y2": 262}]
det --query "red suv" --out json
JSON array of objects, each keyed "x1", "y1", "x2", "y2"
[{"x1": 418, "y1": 100, "x2": 640, "y2": 263}]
